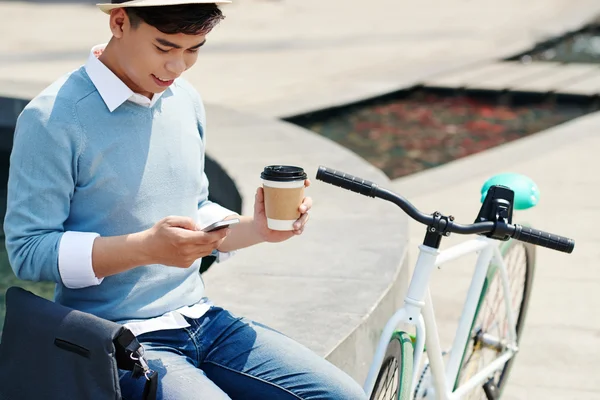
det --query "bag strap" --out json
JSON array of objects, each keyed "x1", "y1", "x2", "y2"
[{"x1": 114, "y1": 329, "x2": 158, "y2": 400}]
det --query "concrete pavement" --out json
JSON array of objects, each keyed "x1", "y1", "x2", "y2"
[
  {"x1": 392, "y1": 112, "x2": 600, "y2": 399},
  {"x1": 2, "y1": 0, "x2": 600, "y2": 118}
]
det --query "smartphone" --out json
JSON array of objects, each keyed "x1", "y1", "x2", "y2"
[{"x1": 201, "y1": 218, "x2": 240, "y2": 232}]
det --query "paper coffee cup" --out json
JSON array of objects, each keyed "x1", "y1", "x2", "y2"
[{"x1": 261, "y1": 166, "x2": 307, "y2": 231}]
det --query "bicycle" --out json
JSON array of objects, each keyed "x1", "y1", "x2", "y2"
[{"x1": 315, "y1": 166, "x2": 575, "y2": 400}]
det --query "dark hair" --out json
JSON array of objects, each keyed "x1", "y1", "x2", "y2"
[{"x1": 126, "y1": 4, "x2": 225, "y2": 35}]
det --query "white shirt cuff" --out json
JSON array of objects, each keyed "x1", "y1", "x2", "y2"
[
  {"x1": 197, "y1": 203, "x2": 239, "y2": 263},
  {"x1": 58, "y1": 231, "x2": 103, "y2": 289},
  {"x1": 196, "y1": 202, "x2": 238, "y2": 230},
  {"x1": 215, "y1": 250, "x2": 237, "y2": 263}
]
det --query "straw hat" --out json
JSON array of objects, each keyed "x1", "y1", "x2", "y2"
[{"x1": 97, "y1": 0, "x2": 231, "y2": 14}]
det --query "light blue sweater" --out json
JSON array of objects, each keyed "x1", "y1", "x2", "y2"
[{"x1": 4, "y1": 67, "x2": 222, "y2": 323}]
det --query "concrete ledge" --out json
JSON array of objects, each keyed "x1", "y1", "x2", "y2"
[
  {"x1": 0, "y1": 89, "x2": 409, "y2": 385},
  {"x1": 202, "y1": 103, "x2": 409, "y2": 384}
]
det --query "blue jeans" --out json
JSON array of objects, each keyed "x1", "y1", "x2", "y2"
[{"x1": 119, "y1": 306, "x2": 367, "y2": 399}]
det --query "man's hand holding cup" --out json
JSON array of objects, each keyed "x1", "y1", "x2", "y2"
[{"x1": 253, "y1": 166, "x2": 312, "y2": 243}]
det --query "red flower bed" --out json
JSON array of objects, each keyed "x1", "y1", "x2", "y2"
[{"x1": 303, "y1": 91, "x2": 588, "y2": 179}]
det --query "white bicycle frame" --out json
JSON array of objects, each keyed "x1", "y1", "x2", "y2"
[{"x1": 363, "y1": 235, "x2": 519, "y2": 400}]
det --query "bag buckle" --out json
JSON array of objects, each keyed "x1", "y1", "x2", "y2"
[{"x1": 130, "y1": 345, "x2": 155, "y2": 381}]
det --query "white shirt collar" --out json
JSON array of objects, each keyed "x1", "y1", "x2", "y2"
[{"x1": 84, "y1": 44, "x2": 163, "y2": 112}]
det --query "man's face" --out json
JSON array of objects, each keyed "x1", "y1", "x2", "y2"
[{"x1": 116, "y1": 13, "x2": 207, "y2": 96}]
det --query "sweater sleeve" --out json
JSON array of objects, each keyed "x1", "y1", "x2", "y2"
[{"x1": 3, "y1": 100, "x2": 101, "y2": 285}]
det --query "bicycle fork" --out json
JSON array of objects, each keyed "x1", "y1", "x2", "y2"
[{"x1": 363, "y1": 244, "x2": 441, "y2": 398}]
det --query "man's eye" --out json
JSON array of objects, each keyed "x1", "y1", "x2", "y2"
[
  {"x1": 188, "y1": 49, "x2": 199, "y2": 54},
  {"x1": 155, "y1": 46, "x2": 169, "y2": 53}
]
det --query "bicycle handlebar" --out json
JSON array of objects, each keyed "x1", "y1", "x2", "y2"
[
  {"x1": 316, "y1": 166, "x2": 575, "y2": 254},
  {"x1": 512, "y1": 225, "x2": 574, "y2": 254}
]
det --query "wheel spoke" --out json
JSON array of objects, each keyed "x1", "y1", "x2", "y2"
[{"x1": 454, "y1": 242, "x2": 532, "y2": 400}]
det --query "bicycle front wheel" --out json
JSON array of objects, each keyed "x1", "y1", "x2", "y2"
[
  {"x1": 370, "y1": 331, "x2": 413, "y2": 400},
  {"x1": 454, "y1": 239, "x2": 536, "y2": 399}
]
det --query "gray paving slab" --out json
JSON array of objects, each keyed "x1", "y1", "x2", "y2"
[
  {"x1": 425, "y1": 61, "x2": 600, "y2": 93},
  {"x1": 0, "y1": 80, "x2": 45, "y2": 101},
  {"x1": 511, "y1": 64, "x2": 600, "y2": 92},
  {"x1": 463, "y1": 62, "x2": 566, "y2": 91},
  {"x1": 556, "y1": 70, "x2": 600, "y2": 95},
  {"x1": 423, "y1": 62, "x2": 515, "y2": 88},
  {"x1": 391, "y1": 112, "x2": 600, "y2": 399}
]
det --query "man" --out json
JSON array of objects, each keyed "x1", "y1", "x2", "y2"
[{"x1": 3, "y1": 0, "x2": 367, "y2": 399}]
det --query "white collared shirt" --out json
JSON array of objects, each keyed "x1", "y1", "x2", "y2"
[
  {"x1": 56, "y1": 44, "x2": 235, "y2": 336},
  {"x1": 85, "y1": 44, "x2": 163, "y2": 112}
]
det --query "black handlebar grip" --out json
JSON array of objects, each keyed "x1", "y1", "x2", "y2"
[
  {"x1": 316, "y1": 166, "x2": 378, "y2": 197},
  {"x1": 513, "y1": 225, "x2": 575, "y2": 254}
]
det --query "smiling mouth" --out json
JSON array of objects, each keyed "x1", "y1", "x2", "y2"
[{"x1": 152, "y1": 74, "x2": 175, "y2": 87}]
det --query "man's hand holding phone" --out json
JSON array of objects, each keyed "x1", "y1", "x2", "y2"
[
  {"x1": 140, "y1": 216, "x2": 238, "y2": 268},
  {"x1": 201, "y1": 218, "x2": 240, "y2": 232}
]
